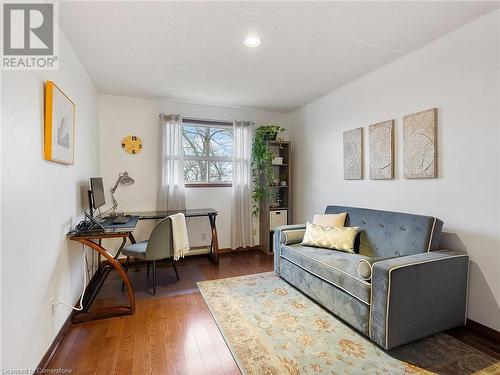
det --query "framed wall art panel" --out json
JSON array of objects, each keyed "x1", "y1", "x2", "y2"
[{"x1": 44, "y1": 81, "x2": 75, "y2": 164}]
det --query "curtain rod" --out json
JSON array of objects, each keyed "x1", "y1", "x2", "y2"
[
  {"x1": 182, "y1": 117, "x2": 234, "y2": 127},
  {"x1": 159, "y1": 114, "x2": 254, "y2": 127},
  {"x1": 159, "y1": 113, "x2": 233, "y2": 126}
]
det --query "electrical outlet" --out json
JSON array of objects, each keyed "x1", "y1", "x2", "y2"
[{"x1": 201, "y1": 232, "x2": 207, "y2": 241}]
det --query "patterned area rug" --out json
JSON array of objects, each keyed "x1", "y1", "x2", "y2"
[{"x1": 197, "y1": 272, "x2": 500, "y2": 375}]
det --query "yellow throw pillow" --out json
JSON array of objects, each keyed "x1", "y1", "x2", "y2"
[
  {"x1": 301, "y1": 222, "x2": 358, "y2": 253},
  {"x1": 312, "y1": 213, "x2": 347, "y2": 227}
]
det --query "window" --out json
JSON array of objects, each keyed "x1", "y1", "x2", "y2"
[{"x1": 182, "y1": 119, "x2": 233, "y2": 185}]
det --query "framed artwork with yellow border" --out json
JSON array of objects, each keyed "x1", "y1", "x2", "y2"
[{"x1": 44, "y1": 81, "x2": 76, "y2": 164}]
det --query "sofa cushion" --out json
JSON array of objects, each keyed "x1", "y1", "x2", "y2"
[
  {"x1": 324, "y1": 205, "x2": 443, "y2": 257},
  {"x1": 280, "y1": 257, "x2": 370, "y2": 335},
  {"x1": 280, "y1": 244, "x2": 372, "y2": 305}
]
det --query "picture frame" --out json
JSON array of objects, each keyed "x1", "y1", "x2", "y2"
[
  {"x1": 44, "y1": 81, "x2": 75, "y2": 164},
  {"x1": 403, "y1": 108, "x2": 438, "y2": 179},
  {"x1": 343, "y1": 127, "x2": 363, "y2": 180},
  {"x1": 369, "y1": 119, "x2": 394, "y2": 180}
]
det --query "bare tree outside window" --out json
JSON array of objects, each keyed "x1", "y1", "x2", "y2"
[{"x1": 182, "y1": 124, "x2": 233, "y2": 184}]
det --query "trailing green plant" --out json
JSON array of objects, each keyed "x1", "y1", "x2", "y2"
[{"x1": 252, "y1": 124, "x2": 285, "y2": 216}]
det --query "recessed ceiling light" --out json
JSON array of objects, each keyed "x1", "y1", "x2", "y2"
[{"x1": 243, "y1": 36, "x2": 261, "y2": 48}]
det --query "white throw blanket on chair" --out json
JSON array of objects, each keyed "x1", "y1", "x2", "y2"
[{"x1": 169, "y1": 213, "x2": 190, "y2": 260}]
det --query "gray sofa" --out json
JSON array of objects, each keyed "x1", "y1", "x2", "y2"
[{"x1": 274, "y1": 205, "x2": 469, "y2": 349}]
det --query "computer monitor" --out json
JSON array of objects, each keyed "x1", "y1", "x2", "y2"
[{"x1": 90, "y1": 177, "x2": 106, "y2": 211}]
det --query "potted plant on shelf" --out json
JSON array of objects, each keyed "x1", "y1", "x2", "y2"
[{"x1": 252, "y1": 124, "x2": 285, "y2": 216}]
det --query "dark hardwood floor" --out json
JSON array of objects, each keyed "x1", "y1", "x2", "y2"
[
  {"x1": 447, "y1": 325, "x2": 500, "y2": 361},
  {"x1": 49, "y1": 250, "x2": 273, "y2": 375},
  {"x1": 48, "y1": 250, "x2": 499, "y2": 374}
]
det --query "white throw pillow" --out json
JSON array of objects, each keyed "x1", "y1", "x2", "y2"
[{"x1": 312, "y1": 213, "x2": 347, "y2": 228}]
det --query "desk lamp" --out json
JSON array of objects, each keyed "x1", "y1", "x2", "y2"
[{"x1": 110, "y1": 171, "x2": 134, "y2": 215}]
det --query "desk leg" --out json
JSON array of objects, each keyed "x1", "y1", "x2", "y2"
[
  {"x1": 83, "y1": 264, "x2": 112, "y2": 313},
  {"x1": 97, "y1": 239, "x2": 102, "y2": 274},
  {"x1": 82, "y1": 237, "x2": 128, "y2": 312},
  {"x1": 73, "y1": 238, "x2": 135, "y2": 323},
  {"x1": 115, "y1": 236, "x2": 127, "y2": 259},
  {"x1": 208, "y1": 214, "x2": 219, "y2": 265}
]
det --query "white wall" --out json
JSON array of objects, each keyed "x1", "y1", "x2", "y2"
[
  {"x1": 1, "y1": 32, "x2": 99, "y2": 369},
  {"x1": 288, "y1": 10, "x2": 500, "y2": 331},
  {"x1": 98, "y1": 95, "x2": 288, "y2": 250}
]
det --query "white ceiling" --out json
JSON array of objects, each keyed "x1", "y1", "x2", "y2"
[{"x1": 60, "y1": 1, "x2": 500, "y2": 112}]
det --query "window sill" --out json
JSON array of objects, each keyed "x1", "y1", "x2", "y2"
[{"x1": 185, "y1": 183, "x2": 232, "y2": 188}]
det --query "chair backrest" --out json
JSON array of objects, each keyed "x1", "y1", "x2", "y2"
[
  {"x1": 145, "y1": 217, "x2": 174, "y2": 260},
  {"x1": 324, "y1": 205, "x2": 443, "y2": 257}
]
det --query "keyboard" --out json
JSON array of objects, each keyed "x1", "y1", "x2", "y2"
[{"x1": 112, "y1": 215, "x2": 131, "y2": 225}]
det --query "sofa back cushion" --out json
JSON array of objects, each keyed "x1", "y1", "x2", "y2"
[{"x1": 324, "y1": 205, "x2": 443, "y2": 257}]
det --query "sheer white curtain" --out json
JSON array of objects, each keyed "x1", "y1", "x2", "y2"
[
  {"x1": 158, "y1": 114, "x2": 186, "y2": 210},
  {"x1": 231, "y1": 120, "x2": 254, "y2": 249}
]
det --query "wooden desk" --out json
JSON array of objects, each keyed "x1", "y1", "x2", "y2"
[
  {"x1": 126, "y1": 208, "x2": 220, "y2": 265},
  {"x1": 69, "y1": 231, "x2": 135, "y2": 323}
]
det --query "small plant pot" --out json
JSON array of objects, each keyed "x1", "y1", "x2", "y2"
[{"x1": 263, "y1": 132, "x2": 278, "y2": 141}]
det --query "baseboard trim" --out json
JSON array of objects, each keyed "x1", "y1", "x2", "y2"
[
  {"x1": 36, "y1": 311, "x2": 74, "y2": 371},
  {"x1": 218, "y1": 245, "x2": 261, "y2": 254},
  {"x1": 105, "y1": 246, "x2": 263, "y2": 266},
  {"x1": 466, "y1": 319, "x2": 500, "y2": 343},
  {"x1": 36, "y1": 269, "x2": 101, "y2": 371}
]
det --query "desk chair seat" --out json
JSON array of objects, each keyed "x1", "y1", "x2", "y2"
[
  {"x1": 122, "y1": 241, "x2": 148, "y2": 257},
  {"x1": 121, "y1": 218, "x2": 179, "y2": 295}
]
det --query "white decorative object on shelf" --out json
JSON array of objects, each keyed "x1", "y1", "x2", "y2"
[{"x1": 272, "y1": 156, "x2": 283, "y2": 165}]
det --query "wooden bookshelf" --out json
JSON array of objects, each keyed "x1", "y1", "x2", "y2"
[{"x1": 259, "y1": 141, "x2": 292, "y2": 253}]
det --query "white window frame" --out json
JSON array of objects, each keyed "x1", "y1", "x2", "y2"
[{"x1": 182, "y1": 118, "x2": 234, "y2": 187}]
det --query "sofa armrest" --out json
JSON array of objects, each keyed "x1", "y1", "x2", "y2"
[
  {"x1": 274, "y1": 224, "x2": 307, "y2": 274},
  {"x1": 370, "y1": 250, "x2": 469, "y2": 349}
]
